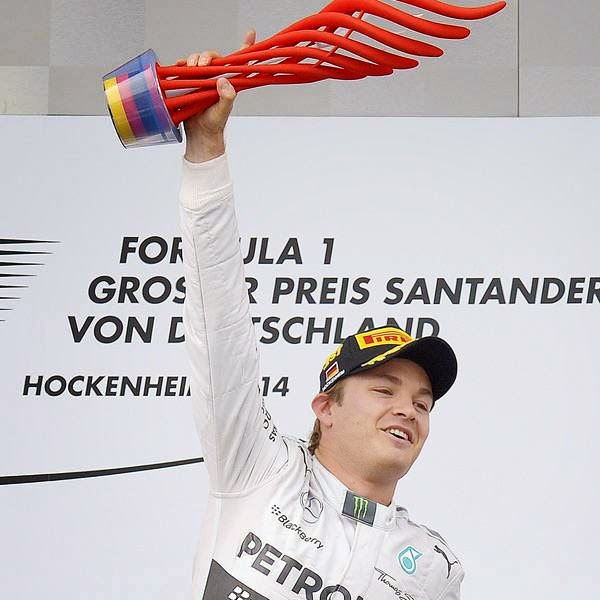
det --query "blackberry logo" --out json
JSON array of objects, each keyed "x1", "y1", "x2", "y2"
[
  {"x1": 228, "y1": 585, "x2": 251, "y2": 599},
  {"x1": 270, "y1": 505, "x2": 324, "y2": 549}
]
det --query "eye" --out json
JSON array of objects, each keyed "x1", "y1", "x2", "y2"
[
  {"x1": 373, "y1": 387, "x2": 393, "y2": 396},
  {"x1": 415, "y1": 401, "x2": 430, "y2": 413}
]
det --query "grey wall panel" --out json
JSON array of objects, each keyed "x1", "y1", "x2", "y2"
[
  {"x1": 520, "y1": 67, "x2": 600, "y2": 117},
  {"x1": 237, "y1": 0, "x2": 325, "y2": 40},
  {"x1": 0, "y1": 66, "x2": 49, "y2": 114},
  {"x1": 325, "y1": 65, "x2": 517, "y2": 116},
  {"x1": 49, "y1": 65, "x2": 107, "y2": 114},
  {"x1": 520, "y1": 0, "x2": 600, "y2": 66},
  {"x1": 50, "y1": 0, "x2": 145, "y2": 67},
  {"x1": 48, "y1": 0, "x2": 146, "y2": 115},
  {"x1": 0, "y1": 0, "x2": 51, "y2": 66},
  {"x1": 145, "y1": 0, "x2": 241, "y2": 65},
  {"x1": 520, "y1": 0, "x2": 600, "y2": 115}
]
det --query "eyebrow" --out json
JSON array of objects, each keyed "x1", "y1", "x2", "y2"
[{"x1": 374, "y1": 373, "x2": 433, "y2": 399}]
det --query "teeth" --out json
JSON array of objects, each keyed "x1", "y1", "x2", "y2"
[{"x1": 388, "y1": 428, "x2": 409, "y2": 441}]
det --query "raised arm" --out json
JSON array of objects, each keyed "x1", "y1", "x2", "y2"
[{"x1": 180, "y1": 36, "x2": 288, "y2": 493}]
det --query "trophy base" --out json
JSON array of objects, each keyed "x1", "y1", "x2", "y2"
[{"x1": 103, "y1": 49, "x2": 182, "y2": 149}]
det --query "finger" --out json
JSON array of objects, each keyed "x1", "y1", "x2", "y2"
[
  {"x1": 186, "y1": 53, "x2": 201, "y2": 67},
  {"x1": 198, "y1": 50, "x2": 222, "y2": 66},
  {"x1": 240, "y1": 28, "x2": 256, "y2": 50},
  {"x1": 176, "y1": 58, "x2": 186, "y2": 65}
]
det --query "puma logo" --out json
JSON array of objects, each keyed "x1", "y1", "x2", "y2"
[{"x1": 434, "y1": 545, "x2": 459, "y2": 578}]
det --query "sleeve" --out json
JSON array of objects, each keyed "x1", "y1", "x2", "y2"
[
  {"x1": 421, "y1": 524, "x2": 464, "y2": 600},
  {"x1": 434, "y1": 569, "x2": 463, "y2": 600},
  {"x1": 179, "y1": 153, "x2": 288, "y2": 494}
]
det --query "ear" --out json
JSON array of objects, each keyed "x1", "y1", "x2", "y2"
[{"x1": 311, "y1": 393, "x2": 335, "y2": 428}]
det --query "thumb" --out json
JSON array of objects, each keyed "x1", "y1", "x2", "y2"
[
  {"x1": 208, "y1": 77, "x2": 236, "y2": 127},
  {"x1": 216, "y1": 77, "x2": 236, "y2": 111}
]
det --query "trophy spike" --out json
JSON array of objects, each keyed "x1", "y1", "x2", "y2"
[{"x1": 103, "y1": 0, "x2": 507, "y2": 148}]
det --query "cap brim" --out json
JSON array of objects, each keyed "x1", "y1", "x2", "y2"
[{"x1": 355, "y1": 336, "x2": 457, "y2": 403}]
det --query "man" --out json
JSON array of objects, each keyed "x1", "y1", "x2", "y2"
[{"x1": 179, "y1": 34, "x2": 462, "y2": 600}]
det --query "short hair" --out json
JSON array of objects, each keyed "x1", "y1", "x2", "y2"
[{"x1": 307, "y1": 379, "x2": 345, "y2": 455}]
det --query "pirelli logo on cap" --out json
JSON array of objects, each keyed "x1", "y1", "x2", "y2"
[{"x1": 356, "y1": 327, "x2": 413, "y2": 350}]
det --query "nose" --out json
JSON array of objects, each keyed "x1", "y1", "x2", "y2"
[{"x1": 390, "y1": 392, "x2": 417, "y2": 420}]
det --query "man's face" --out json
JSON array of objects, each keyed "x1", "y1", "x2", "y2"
[{"x1": 326, "y1": 358, "x2": 433, "y2": 481}]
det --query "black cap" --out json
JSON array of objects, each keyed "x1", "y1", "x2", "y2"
[{"x1": 319, "y1": 326, "x2": 457, "y2": 403}]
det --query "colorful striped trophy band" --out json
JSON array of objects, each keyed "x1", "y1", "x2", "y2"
[
  {"x1": 103, "y1": 0, "x2": 507, "y2": 149},
  {"x1": 103, "y1": 50, "x2": 182, "y2": 149}
]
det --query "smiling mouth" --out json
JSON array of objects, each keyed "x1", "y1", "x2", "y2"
[{"x1": 383, "y1": 429, "x2": 412, "y2": 446}]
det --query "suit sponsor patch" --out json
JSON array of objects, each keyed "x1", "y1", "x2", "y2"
[{"x1": 237, "y1": 531, "x2": 365, "y2": 599}]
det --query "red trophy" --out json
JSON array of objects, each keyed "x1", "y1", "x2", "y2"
[{"x1": 103, "y1": 0, "x2": 506, "y2": 148}]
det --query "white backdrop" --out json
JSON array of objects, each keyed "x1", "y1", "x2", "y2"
[{"x1": 1, "y1": 115, "x2": 599, "y2": 599}]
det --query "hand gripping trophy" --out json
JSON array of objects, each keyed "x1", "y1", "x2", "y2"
[{"x1": 103, "y1": 0, "x2": 506, "y2": 148}]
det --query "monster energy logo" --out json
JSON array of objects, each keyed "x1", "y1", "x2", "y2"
[
  {"x1": 342, "y1": 491, "x2": 375, "y2": 526},
  {"x1": 354, "y1": 496, "x2": 369, "y2": 519}
]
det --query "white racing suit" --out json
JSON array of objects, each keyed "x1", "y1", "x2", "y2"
[{"x1": 180, "y1": 154, "x2": 464, "y2": 600}]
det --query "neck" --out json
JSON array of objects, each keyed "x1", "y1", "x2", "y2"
[{"x1": 314, "y1": 447, "x2": 397, "y2": 505}]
